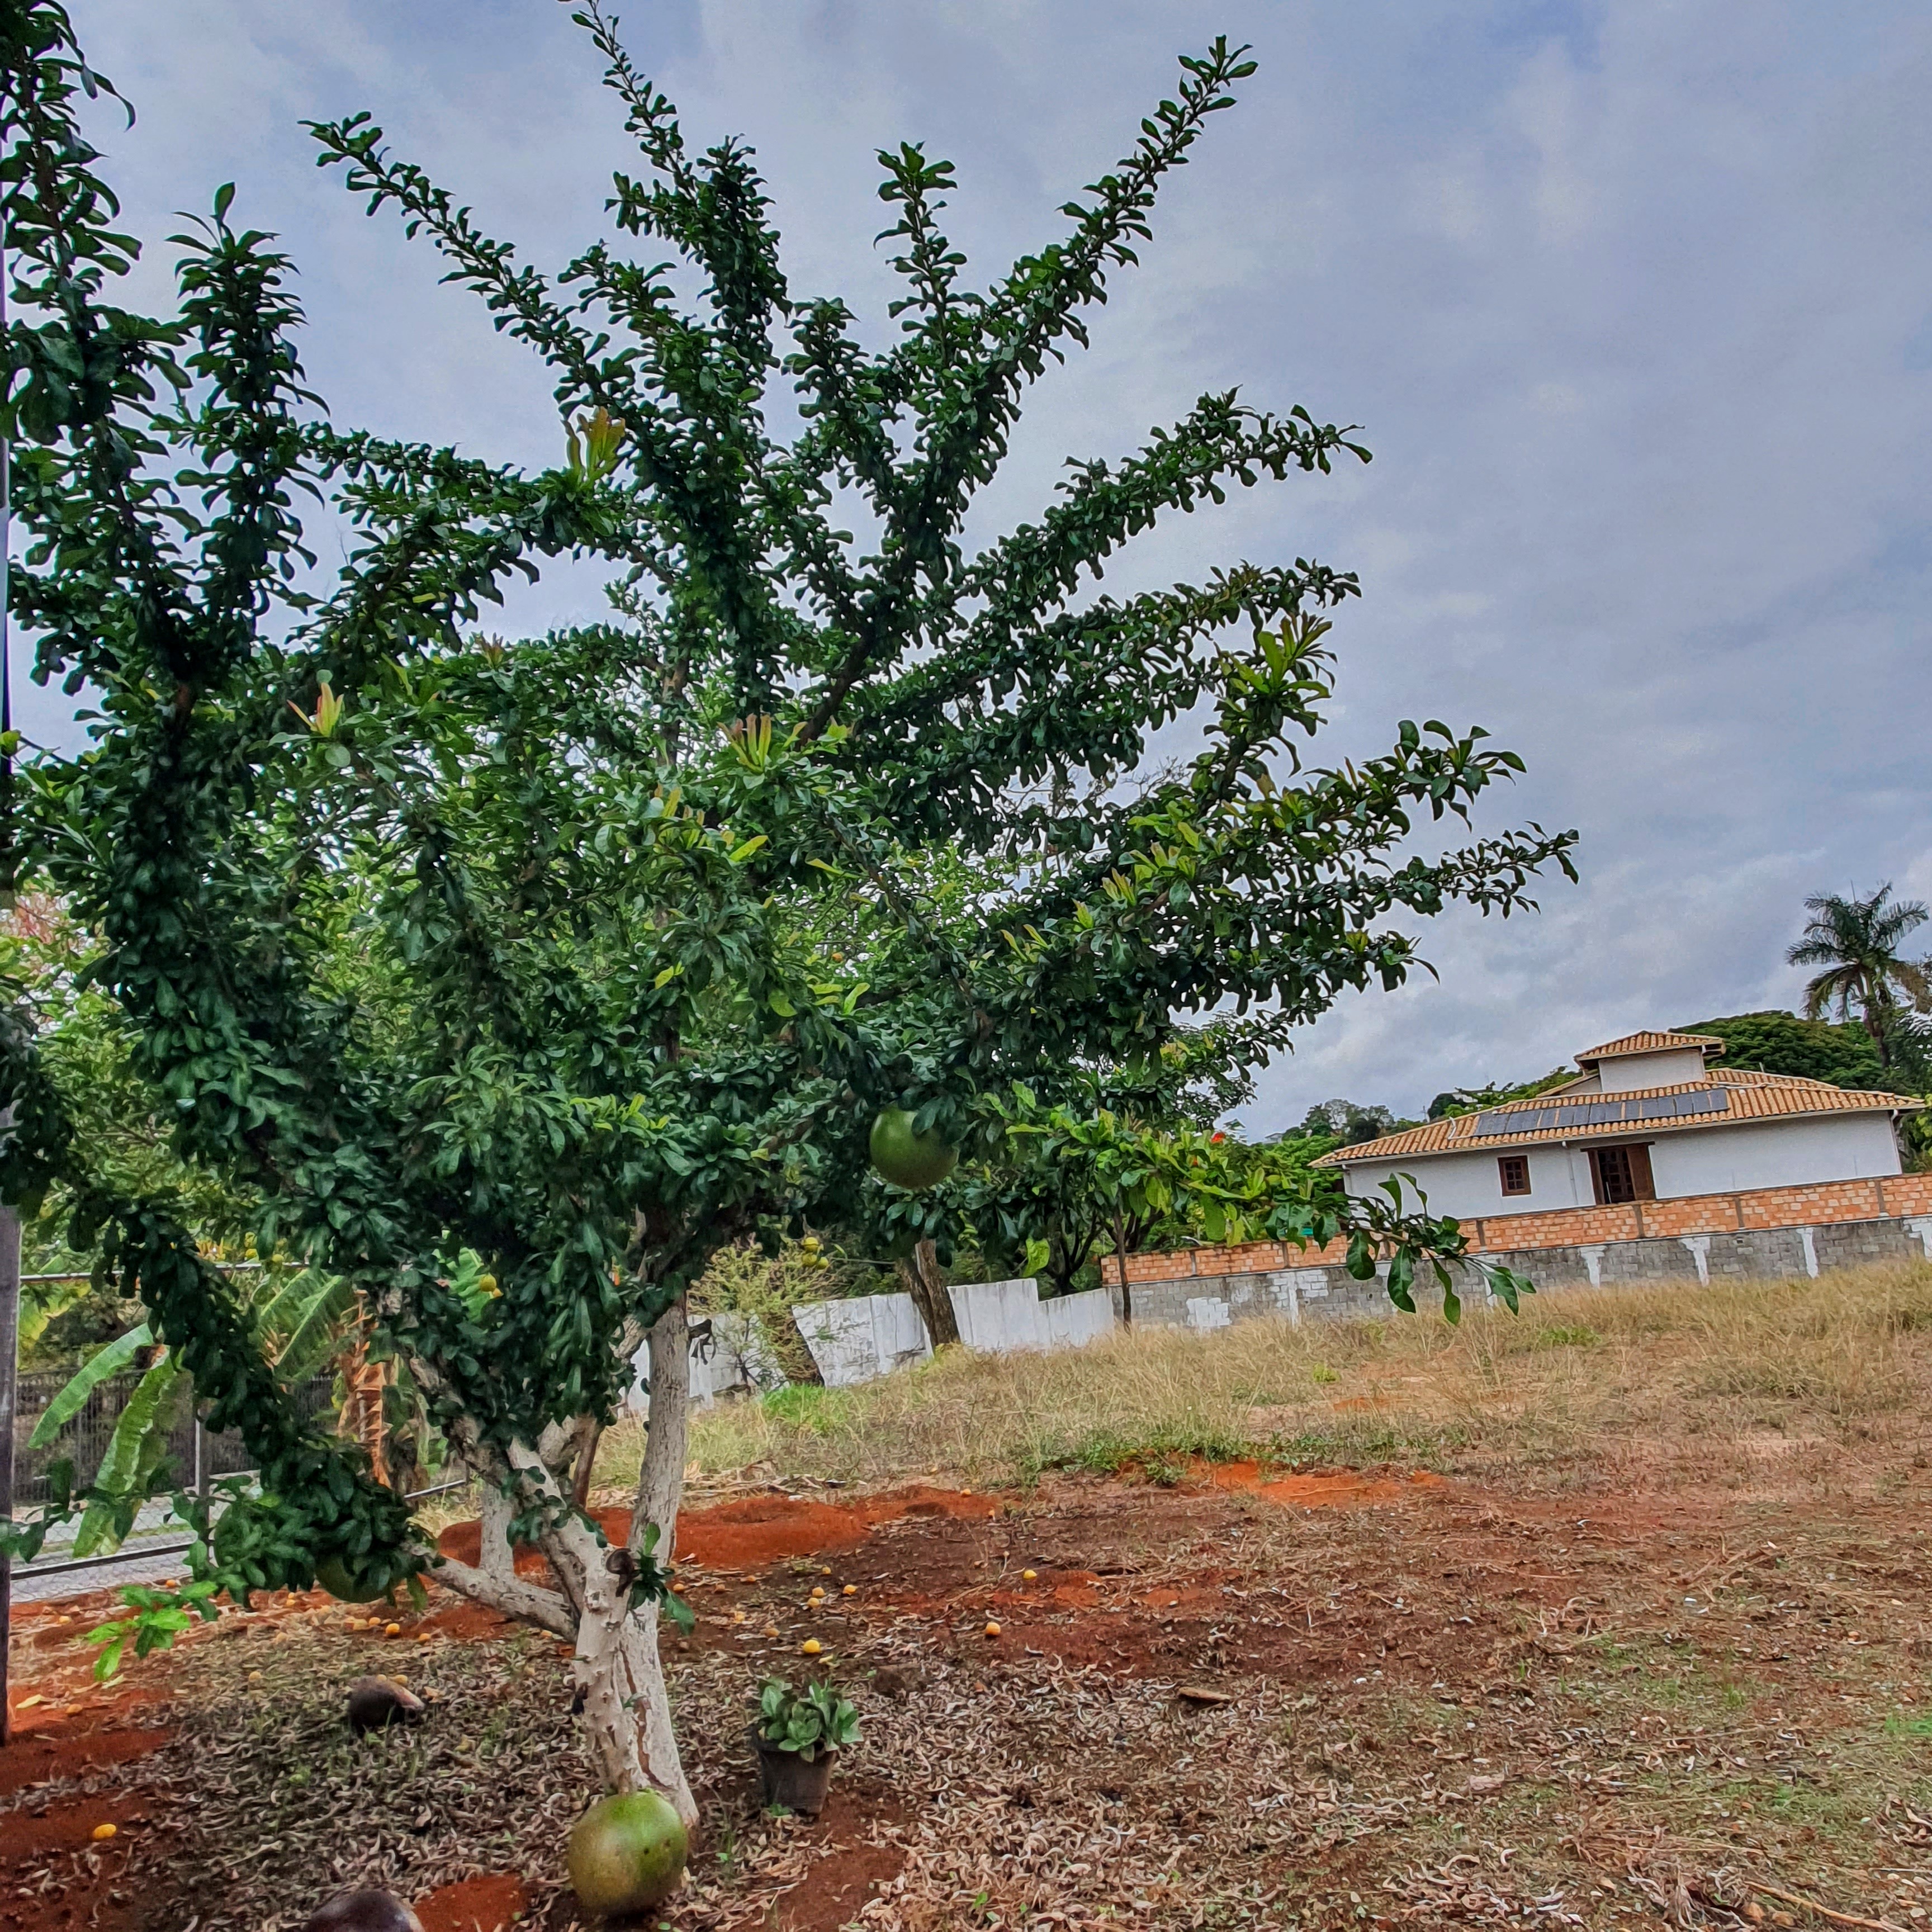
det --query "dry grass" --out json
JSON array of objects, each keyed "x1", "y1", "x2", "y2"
[{"x1": 612, "y1": 1261, "x2": 1932, "y2": 1495}]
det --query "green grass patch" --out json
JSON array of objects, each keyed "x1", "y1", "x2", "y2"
[
  {"x1": 757, "y1": 1383, "x2": 853, "y2": 1434},
  {"x1": 1017, "y1": 1418, "x2": 1251, "y2": 1483},
  {"x1": 1533, "y1": 1324, "x2": 1599, "y2": 1348}
]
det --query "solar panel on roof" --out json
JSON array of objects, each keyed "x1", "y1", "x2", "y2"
[{"x1": 1469, "y1": 1086, "x2": 1729, "y2": 1139}]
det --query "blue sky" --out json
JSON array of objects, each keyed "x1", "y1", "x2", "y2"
[{"x1": 25, "y1": 1, "x2": 1932, "y2": 1129}]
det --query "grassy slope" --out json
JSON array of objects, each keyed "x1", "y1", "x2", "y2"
[{"x1": 624, "y1": 1262, "x2": 1932, "y2": 1496}]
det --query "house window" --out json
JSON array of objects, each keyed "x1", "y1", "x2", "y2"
[
  {"x1": 1589, "y1": 1143, "x2": 1655, "y2": 1205},
  {"x1": 1498, "y1": 1155, "x2": 1532, "y2": 1196}
]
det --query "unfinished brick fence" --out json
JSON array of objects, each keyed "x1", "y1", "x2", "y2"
[{"x1": 1107, "y1": 1172, "x2": 1932, "y2": 1330}]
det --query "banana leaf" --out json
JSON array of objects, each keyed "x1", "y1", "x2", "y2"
[
  {"x1": 273, "y1": 1273, "x2": 357, "y2": 1383},
  {"x1": 28, "y1": 1324, "x2": 153, "y2": 1450},
  {"x1": 71, "y1": 1357, "x2": 183, "y2": 1559}
]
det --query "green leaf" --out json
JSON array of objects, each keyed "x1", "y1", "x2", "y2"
[
  {"x1": 30, "y1": 1325, "x2": 152, "y2": 1449},
  {"x1": 271, "y1": 1275, "x2": 356, "y2": 1382},
  {"x1": 73, "y1": 1359, "x2": 182, "y2": 1559}
]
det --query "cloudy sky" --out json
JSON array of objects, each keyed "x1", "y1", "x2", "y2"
[{"x1": 26, "y1": 0, "x2": 1932, "y2": 1129}]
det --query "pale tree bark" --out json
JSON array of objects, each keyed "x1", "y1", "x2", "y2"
[
  {"x1": 429, "y1": 1301, "x2": 698, "y2": 1826},
  {"x1": 477, "y1": 1476, "x2": 517, "y2": 1586}
]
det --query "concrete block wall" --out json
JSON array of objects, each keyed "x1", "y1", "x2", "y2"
[
  {"x1": 1115, "y1": 1206, "x2": 1932, "y2": 1335},
  {"x1": 662, "y1": 1277, "x2": 1119, "y2": 1404},
  {"x1": 650, "y1": 1172, "x2": 1932, "y2": 1404}
]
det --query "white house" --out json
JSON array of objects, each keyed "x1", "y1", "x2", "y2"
[{"x1": 1319, "y1": 1030, "x2": 1924, "y2": 1223}]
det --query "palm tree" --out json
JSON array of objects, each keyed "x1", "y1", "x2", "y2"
[{"x1": 1787, "y1": 884, "x2": 1932, "y2": 1073}]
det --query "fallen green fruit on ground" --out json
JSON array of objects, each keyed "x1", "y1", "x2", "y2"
[
  {"x1": 869, "y1": 1107, "x2": 958, "y2": 1190},
  {"x1": 314, "y1": 1556, "x2": 386, "y2": 1604},
  {"x1": 567, "y1": 1791, "x2": 689, "y2": 1916}
]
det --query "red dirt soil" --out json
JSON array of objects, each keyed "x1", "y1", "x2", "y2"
[
  {"x1": 0, "y1": 1466, "x2": 1489, "y2": 1931},
  {"x1": 415, "y1": 1872, "x2": 529, "y2": 1932},
  {"x1": 0, "y1": 1719, "x2": 173, "y2": 1800},
  {"x1": 1202, "y1": 1459, "x2": 1448, "y2": 1506},
  {"x1": 434, "y1": 1481, "x2": 996, "y2": 1575}
]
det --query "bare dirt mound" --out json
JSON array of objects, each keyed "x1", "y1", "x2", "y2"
[
  {"x1": 1202, "y1": 1457, "x2": 1450, "y2": 1507},
  {"x1": 434, "y1": 1481, "x2": 995, "y2": 1576}
]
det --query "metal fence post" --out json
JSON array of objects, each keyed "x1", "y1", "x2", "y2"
[{"x1": 1, "y1": 1202, "x2": 21, "y2": 1746}]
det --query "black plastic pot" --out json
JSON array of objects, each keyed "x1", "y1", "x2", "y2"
[{"x1": 750, "y1": 1729, "x2": 839, "y2": 1817}]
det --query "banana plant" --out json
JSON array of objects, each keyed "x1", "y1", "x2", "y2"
[{"x1": 29, "y1": 1267, "x2": 356, "y2": 1558}]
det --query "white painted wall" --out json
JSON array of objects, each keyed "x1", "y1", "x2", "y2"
[
  {"x1": 1341, "y1": 1143, "x2": 1592, "y2": 1220},
  {"x1": 1595, "y1": 1048, "x2": 1708, "y2": 1092},
  {"x1": 1342, "y1": 1110, "x2": 1902, "y2": 1220},
  {"x1": 1647, "y1": 1112, "x2": 1901, "y2": 1196},
  {"x1": 640, "y1": 1277, "x2": 1120, "y2": 1404}
]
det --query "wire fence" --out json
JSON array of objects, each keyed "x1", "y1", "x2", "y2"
[
  {"x1": 11, "y1": 1366, "x2": 477, "y2": 1581},
  {"x1": 12, "y1": 1366, "x2": 337, "y2": 1509}
]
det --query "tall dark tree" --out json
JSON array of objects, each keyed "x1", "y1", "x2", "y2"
[
  {"x1": 1787, "y1": 886, "x2": 1931, "y2": 1074},
  {"x1": 0, "y1": 1, "x2": 1575, "y2": 1819}
]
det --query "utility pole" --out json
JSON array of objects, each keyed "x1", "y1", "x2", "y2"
[
  {"x1": 0, "y1": 1204, "x2": 18, "y2": 1746},
  {"x1": 1, "y1": 206, "x2": 20, "y2": 1746},
  {"x1": 0, "y1": 211, "x2": 13, "y2": 1632}
]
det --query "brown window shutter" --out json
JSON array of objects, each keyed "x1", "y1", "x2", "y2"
[
  {"x1": 1628, "y1": 1142, "x2": 1655, "y2": 1201},
  {"x1": 1587, "y1": 1148, "x2": 1606, "y2": 1205}
]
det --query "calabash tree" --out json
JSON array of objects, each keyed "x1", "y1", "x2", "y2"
[{"x1": 0, "y1": 0, "x2": 1575, "y2": 1823}]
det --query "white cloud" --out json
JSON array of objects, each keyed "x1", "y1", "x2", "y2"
[{"x1": 29, "y1": 0, "x2": 1932, "y2": 1128}]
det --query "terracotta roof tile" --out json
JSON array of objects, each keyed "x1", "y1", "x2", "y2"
[
  {"x1": 1315, "y1": 1067, "x2": 1924, "y2": 1167},
  {"x1": 1575, "y1": 1030, "x2": 1724, "y2": 1064}
]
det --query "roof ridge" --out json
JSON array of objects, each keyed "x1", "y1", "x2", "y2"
[
  {"x1": 1575, "y1": 1029, "x2": 1724, "y2": 1064},
  {"x1": 1315, "y1": 1077, "x2": 1923, "y2": 1166}
]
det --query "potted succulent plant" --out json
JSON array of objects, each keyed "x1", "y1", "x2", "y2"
[{"x1": 750, "y1": 1672, "x2": 861, "y2": 1817}]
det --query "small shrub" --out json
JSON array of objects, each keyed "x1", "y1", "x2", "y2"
[{"x1": 756, "y1": 1674, "x2": 860, "y2": 1760}]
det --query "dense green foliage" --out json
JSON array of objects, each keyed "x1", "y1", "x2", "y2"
[
  {"x1": 1298, "y1": 1097, "x2": 1417, "y2": 1144},
  {"x1": 2, "y1": 897, "x2": 254, "y2": 1361},
  {"x1": 0, "y1": 0, "x2": 1575, "y2": 1626},
  {"x1": 1679, "y1": 1010, "x2": 1889, "y2": 1090}
]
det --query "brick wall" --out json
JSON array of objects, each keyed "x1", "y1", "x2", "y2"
[{"x1": 1116, "y1": 1170, "x2": 1932, "y2": 1286}]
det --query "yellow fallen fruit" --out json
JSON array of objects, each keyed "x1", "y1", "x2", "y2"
[
  {"x1": 809, "y1": 1587, "x2": 825, "y2": 1598},
  {"x1": 984, "y1": 1622, "x2": 1001, "y2": 1638},
  {"x1": 247, "y1": 1670, "x2": 263, "y2": 1683},
  {"x1": 842, "y1": 1584, "x2": 857, "y2": 1596},
  {"x1": 416, "y1": 1632, "x2": 433, "y2": 1643},
  {"x1": 820, "y1": 1565, "x2": 832, "y2": 1576},
  {"x1": 91, "y1": 1824, "x2": 117, "y2": 1842},
  {"x1": 801, "y1": 1638, "x2": 823, "y2": 1656},
  {"x1": 1022, "y1": 1569, "x2": 1038, "y2": 1581},
  {"x1": 384, "y1": 1622, "x2": 402, "y2": 1637},
  {"x1": 764, "y1": 1626, "x2": 779, "y2": 1638}
]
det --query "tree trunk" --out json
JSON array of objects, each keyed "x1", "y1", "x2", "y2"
[
  {"x1": 1869, "y1": 994, "x2": 1894, "y2": 1069},
  {"x1": 570, "y1": 1421, "x2": 603, "y2": 1510},
  {"x1": 434, "y1": 1301, "x2": 698, "y2": 1828},
  {"x1": 1111, "y1": 1208, "x2": 1135, "y2": 1328},
  {"x1": 899, "y1": 1238, "x2": 960, "y2": 1348},
  {"x1": 478, "y1": 1474, "x2": 518, "y2": 1584}
]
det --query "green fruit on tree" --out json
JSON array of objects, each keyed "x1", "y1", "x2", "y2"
[
  {"x1": 567, "y1": 1791, "x2": 689, "y2": 1917},
  {"x1": 869, "y1": 1108, "x2": 958, "y2": 1191},
  {"x1": 314, "y1": 1556, "x2": 386, "y2": 1604}
]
